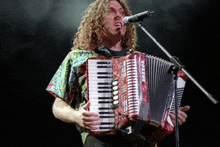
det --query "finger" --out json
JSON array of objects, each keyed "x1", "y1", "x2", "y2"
[
  {"x1": 178, "y1": 120, "x2": 183, "y2": 126},
  {"x1": 83, "y1": 121, "x2": 101, "y2": 131},
  {"x1": 170, "y1": 113, "x2": 186, "y2": 126},
  {"x1": 84, "y1": 124, "x2": 100, "y2": 131},
  {"x1": 82, "y1": 111, "x2": 99, "y2": 117},
  {"x1": 170, "y1": 113, "x2": 176, "y2": 125},
  {"x1": 179, "y1": 105, "x2": 190, "y2": 112},
  {"x1": 171, "y1": 106, "x2": 190, "y2": 114},
  {"x1": 178, "y1": 110, "x2": 188, "y2": 119},
  {"x1": 171, "y1": 111, "x2": 187, "y2": 120},
  {"x1": 170, "y1": 112, "x2": 187, "y2": 125},
  {"x1": 82, "y1": 101, "x2": 91, "y2": 110},
  {"x1": 84, "y1": 120, "x2": 101, "y2": 126},
  {"x1": 178, "y1": 114, "x2": 186, "y2": 124},
  {"x1": 171, "y1": 109, "x2": 188, "y2": 118},
  {"x1": 82, "y1": 115, "x2": 100, "y2": 122},
  {"x1": 170, "y1": 112, "x2": 175, "y2": 119}
]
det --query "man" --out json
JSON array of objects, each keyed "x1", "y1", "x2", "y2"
[{"x1": 46, "y1": 0, "x2": 190, "y2": 146}]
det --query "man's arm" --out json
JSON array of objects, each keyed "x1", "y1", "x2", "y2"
[{"x1": 52, "y1": 97, "x2": 101, "y2": 130}]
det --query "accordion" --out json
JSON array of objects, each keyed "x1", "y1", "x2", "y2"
[{"x1": 86, "y1": 52, "x2": 187, "y2": 138}]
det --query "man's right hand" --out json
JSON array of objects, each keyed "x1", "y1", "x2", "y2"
[{"x1": 77, "y1": 101, "x2": 101, "y2": 131}]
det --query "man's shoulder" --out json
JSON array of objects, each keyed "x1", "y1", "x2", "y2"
[
  {"x1": 64, "y1": 49, "x2": 98, "y2": 66},
  {"x1": 68, "y1": 49, "x2": 97, "y2": 57}
]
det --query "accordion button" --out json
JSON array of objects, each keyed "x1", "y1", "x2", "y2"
[
  {"x1": 112, "y1": 80, "x2": 118, "y2": 86},
  {"x1": 113, "y1": 86, "x2": 118, "y2": 90},
  {"x1": 113, "y1": 100, "x2": 119, "y2": 105},
  {"x1": 113, "y1": 90, "x2": 118, "y2": 95},
  {"x1": 113, "y1": 95, "x2": 119, "y2": 100}
]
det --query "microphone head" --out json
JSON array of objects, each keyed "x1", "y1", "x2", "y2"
[{"x1": 122, "y1": 16, "x2": 130, "y2": 25}]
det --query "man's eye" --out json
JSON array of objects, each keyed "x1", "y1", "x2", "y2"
[
  {"x1": 121, "y1": 12, "x2": 125, "y2": 16},
  {"x1": 108, "y1": 9, "x2": 114, "y2": 13}
]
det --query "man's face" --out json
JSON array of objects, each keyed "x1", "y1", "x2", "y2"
[{"x1": 104, "y1": 0, "x2": 127, "y2": 39}]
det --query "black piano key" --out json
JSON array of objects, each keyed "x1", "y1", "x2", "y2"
[
  {"x1": 98, "y1": 97, "x2": 112, "y2": 99},
  {"x1": 97, "y1": 66, "x2": 112, "y2": 68},
  {"x1": 98, "y1": 82, "x2": 111, "y2": 85},
  {"x1": 98, "y1": 86, "x2": 111, "y2": 89},
  {"x1": 100, "y1": 116, "x2": 115, "y2": 118},
  {"x1": 97, "y1": 72, "x2": 112, "y2": 74},
  {"x1": 98, "y1": 91, "x2": 112, "y2": 93},
  {"x1": 99, "y1": 107, "x2": 113, "y2": 110},
  {"x1": 97, "y1": 62, "x2": 111, "y2": 64},
  {"x1": 97, "y1": 76, "x2": 113, "y2": 78},
  {"x1": 101, "y1": 122, "x2": 115, "y2": 125},
  {"x1": 99, "y1": 127, "x2": 115, "y2": 129},
  {"x1": 99, "y1": 112, "x2": 114, "y2": 114},
  {"x1": 98, "y1": 101, "x2": 112, "y2": 104}
]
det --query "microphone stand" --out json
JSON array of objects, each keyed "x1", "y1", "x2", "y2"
[{"x1": 136, "y1": 21, "x2": 219, "y2": 147}]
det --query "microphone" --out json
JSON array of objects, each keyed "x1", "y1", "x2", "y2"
[{"x1": 122, "y1": 10, "x2": 153, "y2": 25}]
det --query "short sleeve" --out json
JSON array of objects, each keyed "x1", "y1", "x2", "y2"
[
  {"x1": 46, "y1": 52, "x2": 75, "y2": 102},
  {"x1": 46, "y1": 49, "x2": 98, "y2": 104}
]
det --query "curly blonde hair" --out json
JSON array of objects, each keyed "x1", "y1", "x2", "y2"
[{"x1": 72, "y1": 0, "x2": 137, "y2": 51}]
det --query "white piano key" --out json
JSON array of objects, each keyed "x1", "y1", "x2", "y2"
[
  {"x1": 89, "y1": 67, "x2": 112, "y2": 71},
  {"x1": 92, "y1": 94, "x2": 112, "y2": 97},
  {"x1": 89, "y1": 86, "x2": 112, "y2": 90},
  {"x1": 90, "y1": 109, "x2": 113, "y2": 114},
  {"x1": 100, "y1": 118, "x2": 115, "y2": 123},
  {"x1": 88, "y1": 60, "x2": 112, "y2": 63},
  {"x1": 90, "y1": 102, "x2": 112, "y2": 107},
  {"x1": 89, "y1": 79, "x2": 112, "y2": 83},
  {"x1": 88, "y1": 73, "x2": 113, "y2": 76}
]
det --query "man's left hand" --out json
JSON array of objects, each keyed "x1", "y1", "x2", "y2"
[{"x1": 170, "y1": 105, "x2": 190, "y2": 126}]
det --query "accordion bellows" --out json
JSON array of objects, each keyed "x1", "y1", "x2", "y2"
[{"x1": 87, "y1": 52, "x2": 187, "y2": 138}]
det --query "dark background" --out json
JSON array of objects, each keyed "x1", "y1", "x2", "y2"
[{"x1": 1, "y1": 0, "x2": 220, "y2": 146}]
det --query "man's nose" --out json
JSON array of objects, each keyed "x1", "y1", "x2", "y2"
[{"x1": 115, "y1": 12, "x2": 122, "y2": 20}]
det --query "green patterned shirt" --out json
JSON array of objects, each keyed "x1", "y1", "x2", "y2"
[{"x1": 46, "y1": 49, "x2": 98, "y2": 143}]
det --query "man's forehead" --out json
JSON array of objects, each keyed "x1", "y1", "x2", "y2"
[{"x1": 108, "y1": 1, "x2": 124, "y2": 10}]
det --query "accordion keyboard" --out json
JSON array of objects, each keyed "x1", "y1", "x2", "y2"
[{"x1": 88, "y1": 59, "x2": 115, "y2": 132}]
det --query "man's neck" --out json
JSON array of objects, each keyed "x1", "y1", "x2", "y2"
[{"x1": 103, "y1": 37, "x2": 123, "y2": 51}]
